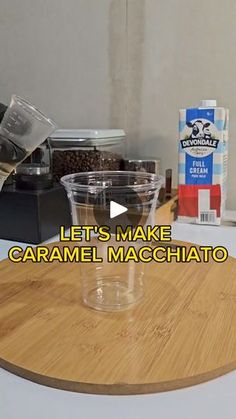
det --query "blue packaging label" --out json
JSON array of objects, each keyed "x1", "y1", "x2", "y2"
[
  {"x1": 186, "y1": 108, "x2": 215, "y2": 124},
  {"x1": 185, "y1": 154, "x2": 213, "y2": 184},
  {"x1": 179, "y1": 108, "x2": 222, "y2": 185}
]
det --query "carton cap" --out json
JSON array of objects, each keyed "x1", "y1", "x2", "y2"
[{"x1": 200, "y1": 99, "x2": 217, "y2": 107}]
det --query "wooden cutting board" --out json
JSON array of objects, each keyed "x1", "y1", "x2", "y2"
[{"x1": 0, "y1": 241, "x2": 236, "y2": 395}]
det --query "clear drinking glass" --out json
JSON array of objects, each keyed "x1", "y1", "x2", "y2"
[
  {"x1": 0, "y1": 95, "x2": 56, "y2": 189},
  {"x1": 61, "y1": 171, "x2": 164, "y2": 312}
]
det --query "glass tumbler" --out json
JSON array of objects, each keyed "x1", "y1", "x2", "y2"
[{"x1": 61, "y1": 171, "x2": 164, "y2": 312}]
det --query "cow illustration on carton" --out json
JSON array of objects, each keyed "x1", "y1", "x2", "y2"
[{"x1": 186, "y1": 120, "x2": 211, "y2": 140}]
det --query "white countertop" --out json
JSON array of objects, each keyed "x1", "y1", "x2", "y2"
[{"x1": 0, "y1": 217, "x2": 236, "y2": 419}]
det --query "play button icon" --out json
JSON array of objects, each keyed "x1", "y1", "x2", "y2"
[
  {"x1": 110, "y1": 201, "x2": 128, "y2": 219},
  {"x1": 93, "y1": 186, "x2": 148, "y2": 233}
]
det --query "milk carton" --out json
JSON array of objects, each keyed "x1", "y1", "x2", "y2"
[{"x1": 178, "y1": 100, "x2": 229, "y2": 225}]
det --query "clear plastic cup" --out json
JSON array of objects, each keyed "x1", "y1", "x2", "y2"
[
  {"x1": 0, "y1": 95, "x2": 56, "y2": 189},
  {"x1": 61, "y1": 171, "x2": 164, "y2": 312}
]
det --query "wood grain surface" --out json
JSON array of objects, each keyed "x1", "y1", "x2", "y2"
[
  {"x1": 0, "y1": 241, "x2": 236, "y2": 395},
  {"x1": 155, "y1": 193, "x2": 178, "y2": 225}
]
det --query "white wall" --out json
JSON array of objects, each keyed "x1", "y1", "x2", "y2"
[
  {"x1": 0, "y1": 0, "x2": 235, "y2": 209},
  {"x1": 0, "y1": 0, "x2": 126, "y2": 128}
]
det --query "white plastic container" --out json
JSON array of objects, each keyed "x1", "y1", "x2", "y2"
[{"x1": 49, "y1": 129, "x2": 125, "y2": 181}]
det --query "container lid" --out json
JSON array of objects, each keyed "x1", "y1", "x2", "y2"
[
  {"x1": 49, "y1": 129, "x2": 125, "y2": 148},
  {"x1": 50, "y1": 129, "x2": 125, "y2": 139}
]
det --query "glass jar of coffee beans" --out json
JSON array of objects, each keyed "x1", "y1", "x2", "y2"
[{"x1": 49, "y1": 130, "x2": 125, "y2": 182}]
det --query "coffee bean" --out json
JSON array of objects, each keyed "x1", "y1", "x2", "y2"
[{"x1": 52, "y1": 149, "x2": 123, "y2": 182}]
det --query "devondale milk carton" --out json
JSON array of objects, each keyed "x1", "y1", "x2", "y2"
[{"x1": 178, "y1": 100, "x2": 229, "y2": 225}]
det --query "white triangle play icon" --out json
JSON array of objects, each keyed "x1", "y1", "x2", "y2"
[{"x1": 110, "y1": 200, "x2": 128, "y2": 219}]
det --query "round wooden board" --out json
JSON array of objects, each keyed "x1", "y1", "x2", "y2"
[{"x1": 0, "y1": 241, "x2": 236, "y2": 395}]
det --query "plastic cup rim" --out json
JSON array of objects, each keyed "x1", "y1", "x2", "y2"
[
  {"x1": 60, "y1": 171, "x2": 165, "y2": 193},
  {"x1": 11, "y1": 95, "x2": 57, "y2": 128}
]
